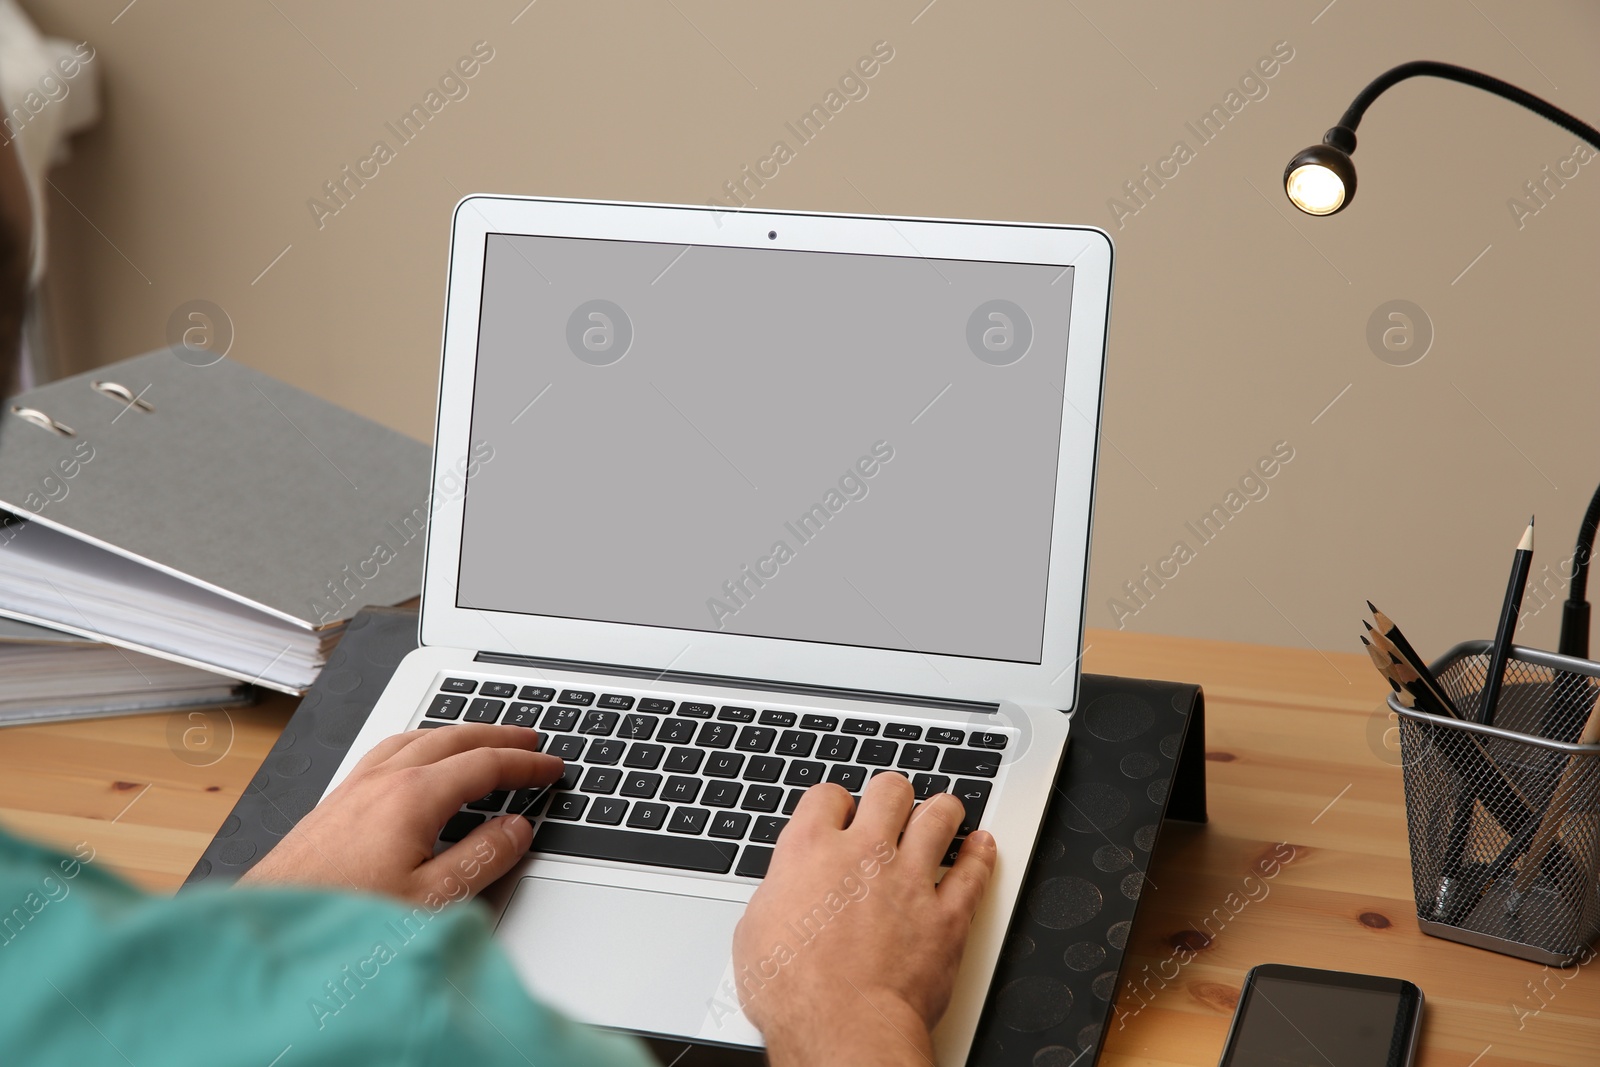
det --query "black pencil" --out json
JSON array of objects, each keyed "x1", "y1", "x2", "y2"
[
  {"x1": 1479, "y1": 518, "x2": 1534, "y2": 726},
  {"x1": 1368, "y1": 606, "x2": 1462, "y2": 719}
]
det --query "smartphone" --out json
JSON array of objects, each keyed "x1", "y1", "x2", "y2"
[{"x1": 1217, "y1": 964, "x2": 1423, "y2": 1067}]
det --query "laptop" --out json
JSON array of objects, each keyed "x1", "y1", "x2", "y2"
[{"x1": 325, "y1": 196, "x2": 1112, "y2": 1063}]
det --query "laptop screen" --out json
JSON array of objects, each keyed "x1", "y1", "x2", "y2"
[{"x1": 456, "y1": 233, "x2": 1073, "y2": 664}]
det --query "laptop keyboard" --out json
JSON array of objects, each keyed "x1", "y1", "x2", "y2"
[{"x1": 419, "y1": 676, "x2": 1009, "y2": 880}]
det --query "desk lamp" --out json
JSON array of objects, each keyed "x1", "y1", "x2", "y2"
[{"x1": 1283, "y1": 60, "x2": 1600, "y2": 656}]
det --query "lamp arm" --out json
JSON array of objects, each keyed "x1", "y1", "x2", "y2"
[
  {"x1": 1332, "y1": 61, "x2": 1600, "y2": 152},
  {"x1": 1559, "y1": 482, "x2": 1600, "y2": 658}
]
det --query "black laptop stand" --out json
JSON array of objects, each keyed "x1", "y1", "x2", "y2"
[{"x1": 186, "y1": 607, "x2": 1206, "y2": 1067}]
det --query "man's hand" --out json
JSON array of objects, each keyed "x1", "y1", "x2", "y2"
[
  {"x1": 237, "y1": 724, "x2": 558, "y2": 904},
  {"x1": 732, "y1": 773, "x2": 997, "y2": 1066}
]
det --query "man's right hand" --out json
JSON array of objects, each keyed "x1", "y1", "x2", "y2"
[{"x1": 731, "y1": 773, "x2": 997, "y2": 1065}]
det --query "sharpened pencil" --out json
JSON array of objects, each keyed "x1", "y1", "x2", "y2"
[{"x1": 1479, "y1": 518, "x2": 1535, "y2": 726}]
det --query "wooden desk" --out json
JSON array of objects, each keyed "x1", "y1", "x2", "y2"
[{"x1": 1, "y1": 630, "x2": 1594, "y2": 1066}]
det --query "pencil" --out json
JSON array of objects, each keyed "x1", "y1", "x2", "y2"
[
  {"x1": 1479, "y1": 518, "x2": 1535, "y2": 726},
  {"x1": 1368, "y1": 607, "x2": 1462, "y2": 718},
  {"x1": 1508, "y1": 696, "x2": 1600, "y2": 905}
]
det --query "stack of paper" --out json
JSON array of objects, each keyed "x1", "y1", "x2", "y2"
[{"x1": 0, "y1": 617, "x2": 248, "y2": 724}]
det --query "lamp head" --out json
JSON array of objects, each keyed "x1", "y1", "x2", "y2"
[{"x1": 1284, "y1": 127, "x2": 1358, "y2": 215}]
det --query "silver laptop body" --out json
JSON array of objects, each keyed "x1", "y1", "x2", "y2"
[{"x1": 326, "y1": 196, "x2": 1113, "y2": 1063}]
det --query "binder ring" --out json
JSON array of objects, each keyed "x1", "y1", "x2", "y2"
[
  {"x1": 91, "y1": 380, "x2": 154, "y2": 412},
  {"x1": 8, "y1": 406, "x2": 75, "y2": 436}
]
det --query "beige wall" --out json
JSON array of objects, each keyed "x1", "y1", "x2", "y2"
[{"x1": 23, "y1": 0, "x2": 1600, "y2": 665}]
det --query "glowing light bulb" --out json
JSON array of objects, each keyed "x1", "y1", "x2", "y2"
[{"x1": 1286, "y1": 163, "x2": 1346, "y2": 215}]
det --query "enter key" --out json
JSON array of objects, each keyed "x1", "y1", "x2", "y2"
[{"x1": 950, "y1": 779, "x2": 992, "y2": 835}]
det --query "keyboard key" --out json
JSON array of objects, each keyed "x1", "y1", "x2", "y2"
[
  {"x1": 426, "y1": 694, "x2": 466, "y2": 720},
  {"x1": 668, "y1": 807, "x2": 711, "y2": 835},
  {"x1": 736, "y1": 845, "x2": 774, "y2": 879},
  {"x1": 926, "y1": 728, "x2": 965, "y2": 745},
  {"x1": 704, "y1": 752, "x2": 745, "y2": 779},
  {"x1": 709, "y1": 811, "x2": 752, "y2": 840},
  {"x1": 587, "y1": 797, "x2": 629, "y2": 825},
  {"x1": 580, "y1": 767, "x2": 622, "y2": 794},
  {"x1": 519, "y1": 685, "x2": 556, "y2": 702},
  {"x1": 784, "y1": 761, "x2": 825, "y2": 787},
  {"x1": 466, "y1": 790, "x2": 510, "y2": 812},
  {"x1": 696, "y1": 722, "x2": 737, "y2": 749},
  {"x1": 621, "y1": 772, "x2": 662, "y2": 799},
  {"x1": 970, "y1": 732, "x2": 1009, "y2": 750},
  {"x1": 678, "y1": 701, "x2": 716, "y2": 717},
  {"x1": 659, "y1": 719, "x2": 698, "y2": 744},
  {"x1": 440, "y1": 811, "x2": 485, "y2": 842},
  {"x1": 718, "y1": 705, "x2": 757, "y2": 722},
  {"x1": 532, "y1": 823, "x2": 735, "y2": 874},
  {"x1": 623, "y1": 743, "x2": 665, "y2": 770},
  {"x1": 664, "y1": 747, "x2": 705, "y2": 774},
  {"x1": 817, "y1": 735, "x2": 857, "y2": 762},
  {"x1": 939, "y1": 748, "x2": 1001, "y2": 778},
  {"x1": 858, "y1": 739, "x2": 898, "y2": 765},
  {"x1": 640, "y1": 698, "x2": 677, "y2": 714},
  {"x1": 547, "y1": 734, "x2": 586, "y2": 760},
  {"x1": 480, "y1": 681, "x2": 518, "y2": 698},
  {"x1": 547, "y1": 794, "x2": 589, "y2": 820},
  {"x1": 579, "y1": 711, "x2": 620, "y2": 736},
  {"x1": 555, "y1": 765, "x2": 582, "y2": 791},
  {"x1": 841, "y1": 718, "x2": 880, "y2": 736},
  {"x1": 758, "y1": 710, "x2": 796, "y2": 727},
  {"x1": 897, "y1": 744, "x2": 938, "y2": 771},
  {"x1": 418, "y1": 721, "x2": 449, "y2": 729},
  {"x1": 952, "y1": 779, "x2": 992, "y2": 833},
  {"x1": 801, "y1": 714, "x2": 839, "y2": 732},
  {"x1": 559, "y1": 690, "x2": 596, "y2": 706},
  {"x1": 741, "y1": 785, "x2": 784, "y2": 813},
  {"x1": 586, "y1": 739, "x2": 626, "y2": 765},
  {"x1": 742, "y1": 755, "x2": 785, "y2": 783},
  {"x1": 440, "y1": 677, "x2": 477, "y2": 694},
  {"x1": 662, "y1": 777, "x2": 702, "y2": 803},
  {"x1": 597, "y1": 694, "x2": 635, "y2": 710},
  {"x1": 884, "y1": 723, "x2": 922, "y2": 740},
  {"x1": 782, "y1": 789, "x2": 806, "y2": 815},
  {"x1": 911, "y1": 773, "x2": 951, "y2": 800},
  {"x1": 626, "y1": 802, "x2": 669, "y2": 831},
  {"x1": 751, "y1": 815, "x2": 789, "y2": 843},
  {"x1": 735, "y1": 726, "x2": 776, "y2": 753},
  {"x1": 776, "y1": 731, "x2": 816, "y2": 758},
  {"x1": 703, "y1": 781, "x2": 742, "y2": 808},
  {"x1": 503, "y1": 702, "x2": 542, "y2": 728},
  {"x1": 826, "y1": 764, "x2": 867, "y2": 792},
  {"x1": 619, "y1": 714, "x2": 658, "y2": 740},
  {"x1": 540, "y1": 706, "x2": 581, "y2": 732},
  {"x1": 509, "y1": 788, "x2": 548, "y2": 818},
  {"x1": 941, "y1": 837, "x2": 964, "y2": 867},
  {"x1": 464, "y1": 698, "x2": 505, "y2": 724}
]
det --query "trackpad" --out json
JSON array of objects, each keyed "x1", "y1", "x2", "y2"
[{"x1": 497, "y1": 876, "x2": 750, "y2": 1042}]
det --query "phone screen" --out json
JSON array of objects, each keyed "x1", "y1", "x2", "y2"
[{"x1": 1221, "y1": 967, "x2": 1419, "y2": 1067}]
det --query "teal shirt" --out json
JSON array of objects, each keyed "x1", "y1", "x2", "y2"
[{"x1": 0, "y1": 829, "x2": 656, "y2": 1066}]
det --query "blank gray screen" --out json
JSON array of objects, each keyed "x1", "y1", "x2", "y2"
[{"x1": 456, "y1": 233, "x2": 1072, "y2": 663}]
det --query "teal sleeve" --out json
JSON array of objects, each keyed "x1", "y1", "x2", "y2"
[{"x1": 0, "y1": 829, "x2": 657, "y2": 1067}]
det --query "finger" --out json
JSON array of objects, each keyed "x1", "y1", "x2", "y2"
[
  {"x1": 850, "y1": 771, "x2": 915, "y2": 841},
  {"x1": 350, "y1": 729, "x2": 431, "y2": 772},
  {"x1": 411, "y1": 747, "x2": 563, "y2": 825},
  {"x1": 936, "y1": 830, "x2": 997, "y2": 919},
  {"x1": 788, "y1": 782, "x2": 855, "y2": 832},
  {"x1": 417, "y1": 813, "x2": 534, "y2": 901},
  {"x1": 383, "y1": 723, "x2": 545, "y2": 769},
  {"x1": 898, "y1": 793, "x2": 966, "y2": 872}
]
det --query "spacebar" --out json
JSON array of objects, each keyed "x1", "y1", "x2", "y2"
[{"x1": 531, "y1": 823, "x2": 737, "y2": 874}]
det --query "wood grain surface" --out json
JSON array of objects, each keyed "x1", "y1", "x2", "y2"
[{"x1": 1, "y1": 628, "x2": 1593, "y2": 1065}]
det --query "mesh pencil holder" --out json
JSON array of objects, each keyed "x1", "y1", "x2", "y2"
[{"x1": 1390, "y1": 640, "x2": 1600, "y2": 965}]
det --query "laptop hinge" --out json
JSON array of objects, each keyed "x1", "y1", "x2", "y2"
[{"x1": 472, "y1": 651, "x2": 1000, "y2": 716}]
